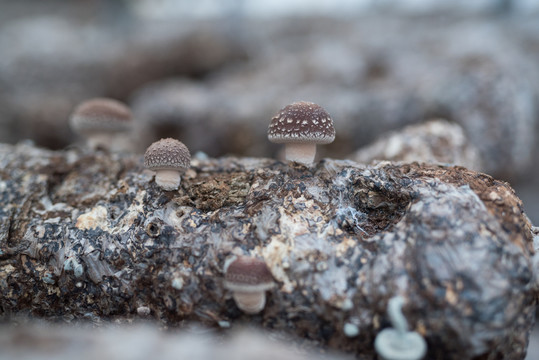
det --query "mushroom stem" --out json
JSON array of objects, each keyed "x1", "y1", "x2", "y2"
[
  {"x1": 388, "y1": 296, "x2": 408, "y2": 333},
  {"x1": 285, "y1": 143, "x2": 317, "y2": 165},
  {"x1": 155, "y1": 170, "x2": 181, "y2": 191},
  {"x1": 374, "y1": 296, "x2": 427, "y2": 360},
  {"x1": 232, "y1": 291, "x2": 266, "y2": 314},
  {"x1": 87, "y1": 134, "x2": 131, "y2": 152},
  {"x1": 87, "y1": 134, "x2": 116, "y2": 151}
]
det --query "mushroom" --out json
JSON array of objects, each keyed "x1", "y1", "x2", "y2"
[
  {"x1": 144, "y1": 138, "x2": 191, "y2": 191},
  {"x1": 224, "y1": 256, "x2": 275, "y2": 314},
  {"x1": 374, "y1": 296, "x2": 427, "y2": 360},
  {"x1": 268, "y1": 101, "x2": 335, "y2": 165},
  {"x1": 69, "y1": 98, "x2": 132, "y2": 151}
]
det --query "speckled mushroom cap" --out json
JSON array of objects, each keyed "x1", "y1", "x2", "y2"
[
  {"x1": 69, "y1": 98, "x2": 132, "y2": 134},
  {"x1": 268, "y1": 101, "x2": 335, "y2": 144},
  {"x1": 224, "y1": 256, "x2": 274, "y2": 292},
  {"x1": 144, "y1": 138, "x2": 191, "y2": 171}
]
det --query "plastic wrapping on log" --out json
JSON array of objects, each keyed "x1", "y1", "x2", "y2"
[
  {"x1": 0, "y1": 322, "x2": 352, "y2": 360},
  {"x1": 0, "y1": 142, "x2": 535, "y2": 359}
]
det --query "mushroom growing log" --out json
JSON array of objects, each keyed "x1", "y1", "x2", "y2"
[{"x1": 0, "y1": 142, "x2": 536, "y2": 359}]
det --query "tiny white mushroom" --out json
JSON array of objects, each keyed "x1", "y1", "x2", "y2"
[
  {"x1": 69, "y1": 98, "x2": 132, "y2": 151},
  {"x1": 374, "y1": 296, "x2": 427, "y2": 360},
  {"x1": 268, "y1": 101, "x2": 335, "y2": 165},
  {"x1": 144, "y1": 138, "x2": 191, "y2": 191},
  {"x1": 223, "y1": 256, "x2": 275, "y2": 314}
]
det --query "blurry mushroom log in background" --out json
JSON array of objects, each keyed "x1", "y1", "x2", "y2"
[
  {"x1": 349, "y1": 119, "x2": 483, "y2": 171},
  {"x1": 223, "y1": 256, "x2": 275, "y2": 314},
  {"x1": 69, "y1": 98, "x2": 133, "y2": 151},
  {"x1": 0, "y1": 141, "x2": 536, "y2": 359},
  {"x1": 268, "y1": 101, "x2": 335, "y2": 165},
  {"x1": 144, "y1": 138, "x2": 191, "y2": 191}
]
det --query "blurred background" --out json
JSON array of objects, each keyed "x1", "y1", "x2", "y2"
[{"x1": 0, "y1": 0, "x2": 538, "y2": 356}]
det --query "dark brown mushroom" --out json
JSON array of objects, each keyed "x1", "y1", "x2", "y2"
[
  {"x1": 144, "y1": 138, "x2": 191, "y2": 191},
  {"x1": 268, "y1": 101, "x2": 335, "y2": 165},
  {"x1": 224, "y1": 256, "x2": 275, "y2": 314}
]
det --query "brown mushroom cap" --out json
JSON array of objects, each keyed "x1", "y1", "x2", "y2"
[
  {"x1": 69, "y1": 98, "x2": 132, "y2": 134},
  {"x1": 144, "y1": 138, "x2": 191, "y2": 171},
  {"x1": 224, "y1": 256, "x2": 274, "y2": 292},
  {"x1": 268, "y1": 101, "x2": 335, "y2": 144}
]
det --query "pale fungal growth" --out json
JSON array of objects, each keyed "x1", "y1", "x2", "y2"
[
  {"x1": 144, "y1": 138, "x2": 191, "y2": 191},
  {"x1": 374, "y1": 296, "x2": 427, "y2": 360},
  {"x1": 64, "y1": 256, "x2": 84, "y2": 278},
  {"x1": 343, "y1": 322, "x2": 359, "y2": 338},
  {"x1": 69, "y1": 98, "x2": 132, "y2": 151},
  {"x1": 224, "y1": 256, "x2": 275, "y2": 314},
  {"x1": 171, "y1": 277, "x2": 184, "y2": 290},
  {"x1": 42, "y1": 272, "x2": 55, "y2": 285},
  {"x1": 268, "y1": 101, "x2": 335, "y2": 165},
  {"x1": 137, "y1": 306, "x2": 151, "y2": 316}
]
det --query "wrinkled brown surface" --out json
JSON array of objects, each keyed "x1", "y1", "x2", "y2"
[{"x1": 0, "y1": 142, "x2": 535, "y2": 359}]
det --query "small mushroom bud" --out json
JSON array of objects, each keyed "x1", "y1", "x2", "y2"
[
  {"x1": 144, "y1": 138, "x2": 191, "y2": 191},
  {"x1": 69, "y1": 98, "x2": 133, "y2": 151},
  {"x1": 268, "y1": 101, "x2": 335, "y2": 165},
  {"x1": 224, "y1": 256, "x2": 275, "y2": 314},
  {"x1": 374, "y1": 296, "x2": 427, "y2": 360}
]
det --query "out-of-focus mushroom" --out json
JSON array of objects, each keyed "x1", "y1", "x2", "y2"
[
  {"x1": 144, "y1": 138, "x2": 191, "y2": 191},
  {"x1": 268, "y1": 101, "x2": 335, "y2": 165},
  {"x1": 374, "y1": 296, "x2": 427, "y2": 360},
  {"x1": 224, "y1": 256, "x2": 275, "y2": 314},
  {"x1": 69, "y1": 98, "x2": 132, "y2": 151}
]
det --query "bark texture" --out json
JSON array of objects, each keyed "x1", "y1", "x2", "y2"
[{"x1": 0, "y1": 142, "x2": 536, "y2": 359}]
